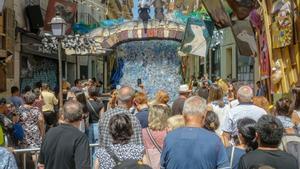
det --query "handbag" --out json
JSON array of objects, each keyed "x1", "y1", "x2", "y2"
[{"x1": 146, "y1": 128, "x2": 162, "y2": 153}]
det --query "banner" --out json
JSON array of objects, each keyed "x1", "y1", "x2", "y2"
[
  {"x1": 180, "y1": 18, "x2": 208, "y2": 57},
  {"x1": 44, "y1": 0, "x2": 77, "y2": 34}
]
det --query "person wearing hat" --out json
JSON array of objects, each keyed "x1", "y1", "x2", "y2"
[{"x1": 171, "y1": 84, "x2": 191, "y2": 116}]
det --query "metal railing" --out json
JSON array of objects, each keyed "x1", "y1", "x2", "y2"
[{"x1": 13, "y1": 143, "x2": 99, "y2": 169}]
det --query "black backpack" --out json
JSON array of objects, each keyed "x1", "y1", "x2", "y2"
[{"x1": 106, "y1": 146, "x2": 152, "y2": 169}]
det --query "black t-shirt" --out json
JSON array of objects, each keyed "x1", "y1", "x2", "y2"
[
  {"x1": 39, "y1": 124, "x2": 90, "y2": 169},
  {"x1": 238, "y1": 149, "x2": 298, "y2": 169},
  {"x1": 87, "y1": 99, "x2": 104, "y2": 123}
]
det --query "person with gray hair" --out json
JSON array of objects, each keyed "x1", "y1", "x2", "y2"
[
  {"x1": 18, "y1": 91, "x2": 44, "y2": 164},
  {"x1": 221, "y1": 85, "x2": 267, "y2": 147},
  {"x1": 38, "y1": 100, "x2": 90, "y2": 169},
  {"x1": 161, "y1": 96, "x2": 230, "y2": 169},
  {"x1": 99, "y1": 86, "x2": 143, "y2": 146}
]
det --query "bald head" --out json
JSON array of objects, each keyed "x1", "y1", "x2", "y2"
[
  {"x1": 183, "y1": 96, "x2": 207, "y2": 116},
  {"x1": 237, "y1": 85, "x2": 253, "y2": 103},
  {"x1": 118, "y1": 86, "x2": 135, "y2": 104}
]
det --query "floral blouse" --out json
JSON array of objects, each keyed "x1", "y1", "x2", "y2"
[
  {"x1": 95, "y1": 143, "x2": 144, "y2": 169},
  {"x1": 19, "y1": 105, "x2": 42, "y2": 148}
]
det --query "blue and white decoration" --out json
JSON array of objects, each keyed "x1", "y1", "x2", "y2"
[{"x1": 116, "y1": 40, "x2": 182, "y2": 102}]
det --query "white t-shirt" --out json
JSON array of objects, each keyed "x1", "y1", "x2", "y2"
[
  {"x1": 210, "y1": 103, "x2": 230, "y2": 135},
  {"x1": 221, "y1": 103, "x2": 267, "y2": 136}
]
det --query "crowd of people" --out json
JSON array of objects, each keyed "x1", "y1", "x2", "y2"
[{"x1": 0, "y1": 75, "x2": 300, "y2": 169}]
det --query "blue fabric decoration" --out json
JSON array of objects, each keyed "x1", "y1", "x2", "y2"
[{"x1": 110, "y1": 58, "x2": 124, "y2": 89}]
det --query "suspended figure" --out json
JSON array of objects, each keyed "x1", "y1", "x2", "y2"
[{"x1": 152, "y1": 0, "x2": 166, "y2": 21}]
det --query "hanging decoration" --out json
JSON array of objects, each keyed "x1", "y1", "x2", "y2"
[
  {"x1": 210, "y1": 29, "x2": 224, "y2": 50},
  {"x1": 44, "y1": 0, "x2": 77, "y2": 34},
  {"x1": 117, "y1": 40, "x2": 182, "y2": 101},
  {"x1": 201, "y1": 0, "x2": 232, "y2": 28},
  {"x1": 226, "y1": 0, "x2": 257, "y2": 20},
  {"x1": 250, "y1": 9, "x2": 270, "y2": 78},
  {"x1": 271, "y1": 0, "x2": 294, "y2": 48},
  {"x1": 232, "y1": 20, "x2": 258, "y2": 56},
  {"x1": 72, "y1": 18, "x2": 125, "y2": 34},
  {"x1": 180, "y1": 18, "x2": 209, "y2": 57},
  {"x1": 39, "y1": 35, "x2": 104, "y2": 55}
]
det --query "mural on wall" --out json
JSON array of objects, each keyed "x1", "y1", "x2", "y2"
[
  {"x1": 20, "y1": 56, "x2": 58, "y2": 91},
  {"x1": 232, "y1": 20, "x2": 258, "y2": 56},
  {"x1": 116, "y1": 40, "x2": 182, "y2": 102},
  {"x1": 45, "y1": 0, "x2": 77, "y2": 34}
]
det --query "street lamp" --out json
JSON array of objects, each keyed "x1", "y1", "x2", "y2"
[{"x1": 49, "y1": 12, "x2": 66, "y2": 108}]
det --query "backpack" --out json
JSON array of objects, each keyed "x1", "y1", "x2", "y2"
[
  {"x1": 12, "y1": 123, "x2": 24, "y2": 141},
  {"x1": 106, "y1": 146, "x2": 152, "y2": 169},
  {"x1": 281, "y1": 133, "x2": 300, "y2": 167}
]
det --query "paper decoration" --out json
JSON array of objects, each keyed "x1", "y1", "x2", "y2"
[
  {"x1": 116, "y1": 40, "x2": 182, "y2": 102},
  {"x1": 44, "y1": 0, "x2": 77, "y2": 34},
  {"x1": 201, "y1": 0, "x2": 232, "y2": 28},
  {"x1": 232, "y1": 20, "x2": 258, "y2": 56},
  {"x1": 181, "y1": 18, "x2": 208, "y2": 57},
  {"x1": 271, "y1": 0, "x2": 294, "y2": 48}
]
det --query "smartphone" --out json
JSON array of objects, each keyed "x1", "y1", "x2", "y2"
[{"x1": 137, "y1": 78, "x2": 142, "y2": 86}]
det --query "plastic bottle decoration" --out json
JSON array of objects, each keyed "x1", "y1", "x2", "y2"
[{"x1": 271, "y1": 60, "x2": 283, "y2": 84}]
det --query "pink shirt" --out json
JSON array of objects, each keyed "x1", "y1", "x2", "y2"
[{"x1": 142, "y1": 128, "x2": 167, "y2": 169}]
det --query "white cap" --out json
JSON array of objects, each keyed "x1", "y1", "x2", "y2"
[{"x1": 179, "y1": 84, "x2": 191, "y2": 93}]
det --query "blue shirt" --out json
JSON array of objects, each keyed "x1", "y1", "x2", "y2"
[
  {"x1": 135, "y1": 108, "x2": 149, "y2": 128},
  {"x1": 160, "y1": 127, "x2": 230, "y2": 169},
  {"x1": 9, "y1": 96, "x2": 24, "y2": 109},
  {"x1": 226, "y1": 146, "x2": 245, "y2": 169}
]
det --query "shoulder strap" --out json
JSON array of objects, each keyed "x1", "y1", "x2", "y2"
[
  {"x1": 230, "y1": 146, "x2": 235, "y2": 168},
  {"x1": 146, "y1": 128, "x2": 162, "y2": 153},
  {"x1": 87, "y1": 100, "x2": 100, "y2": 119},
  {"x1": 105, "y1": 146, "x2": 121, "y2": 165}
]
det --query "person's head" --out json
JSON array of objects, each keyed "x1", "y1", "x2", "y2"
[
  {"x1": 179, "y1": 85, "x2": 191, "y2": 97},
  {"x1": 35, "y1": 81, "x2": 42, "y2": 89},
  {"x1": 256, "y1": 81, "x2": 261, "y2": 88},
  {"x1": 275, "y1": 97, "x2": 292, "y2": 117},
  {"x1": 23, "y1": 85, "x2": 32, "y2": 94},
  {"x1": 133, "y1": 92, "x2": 148, "y2": 111},
  {"x1": 207, "y1": 84, "x2": 224, "y2": 107},
  {"x1": 203, "y1": 111, "x2": 220, "y2": 132},
  {"x1": 253, "y1": 96, "x2": 270, "y2": 113},
  {"x1": 75, "y1": 92, "x2": 87, "y2": 105},
  {"x1": 182, "y1": 96, "x2": 207, "y2": 127},
  {"x1": 117, "y1": 86, "x2": 135, "y2": 109},
  {"x1": 88, "y1": 86, "x2": 99, "y2": 98},
  {"x1": 109, "y1": 113, "x2": 133, "y2": 145},
  {"x1": 237, "y1": 85, "x2": 253, "y2": 103},
  {"x1": 62, "y1": 100, "x2": 83, "y2": 123},
  {"x1": 23, "y1": 91, "x2": 36, "y2": 105},
  {"x1": 11, "y1": 86, "x2": 20, "y2": 96},
  {"x1": 148, "y1": 104, "x2": 170, "y2": 131},
  {"x1": 74, "y1": 79, "x2": 81, "y2": 88},
  {"x1": 237, "y1": 118, "x2": 258, "y2": 152},
  {"x1": 41, "y1": 83, "x2": 49, "y2": 91},
  {"x1": 216, "y1": 79, "x2": 229, "y2": 95},
  {"x1": 33, "y1": 88, "x2": 41, "y2": 100},
  {"x1": 255, "y1": 115, "x2": 284, "y2": 148},
  {"x1": 167, "y1": 115, "x2": 185, "y2": 132},
  {"x1": 292, "y1": 86, "x2": 300, "y2": 111},
  {"x1": 155, "y1": 90, "x2": 169, "y2": 105}
]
